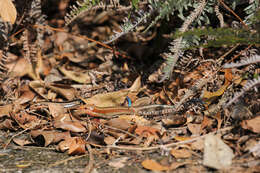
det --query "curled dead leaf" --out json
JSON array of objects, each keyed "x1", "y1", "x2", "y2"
[
  {"x1": 13, "y1": 138, "x2": 33, "y2": 146},
  {"x1": 47, "y1": 83, "x2": 76, "y2": 100},
  {"x1": 68, "y1": 137, "x2": 86, "y2": 155},
  {"x1": 59, "y1": 65, "x2": 91, "y2": 84},
  {"x1": 54, "y1": 114, "x2": 86, "y2": 132},
  {"x1": 29, "y1": 81, "x2": 48, "y2": 100},
  {"x1": 0, "y1": 119, "x2": 16, "y2": 130},
  {"x1": 30, "y1": 130, "x2": 70, "y2": 146}
]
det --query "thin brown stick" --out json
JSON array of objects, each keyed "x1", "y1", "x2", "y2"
[
  {"x1": 84, "y1": 144, "x2": 94, "y2": 173},
  {"x1": 4, "y1": 128, "x2": 30, "y2": 149},
  {"x1": 219, "y1": 0, "x2": 249, "y2": 30},
  {"x1": 48, "y1": 154, "x2": 88, "y2": 168},
  {"x1": 106, "y1": 126, "x2": 233, "y2": 151}
]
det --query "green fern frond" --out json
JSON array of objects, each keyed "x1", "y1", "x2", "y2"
[
  {"x1": 144, "y1": 0, "x2": 194, "y2": 32},
  {"x1": 173, "y1": 26, "x2": 260, "y2": 48},
  {"x1": 0, "y1": 18, "x2": 13, "y2": 82},
  {"x1": 244, "y1": 0, "x2": 259, "y2": 25},
  {"x1": 65, "y1": 0, "x2": 102, "y2": 26},
  {"x1": 104, "y1": 10, "x2": 151, "y2": 44},
  {"x1": 225, "y1": 76, "x2": 260, "y2": 108},
  {"x1": 223, "y1": 54, "x2": 260, "y2": 68},
  {"x1": 160, "y1": 0, "x2": 207, "y2": 82}
]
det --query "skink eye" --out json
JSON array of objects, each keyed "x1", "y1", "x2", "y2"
[{"x1": 89, "y1": 105, "x2": 94, "y2": 110}]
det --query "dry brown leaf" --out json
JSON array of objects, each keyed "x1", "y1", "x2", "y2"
[
  {"x1": 169, "y1": 161, "x2": 192, "y2": 170},
  {"x1": 30, "y1": 81, "x2": 76, "y2": 100},
  {"x1": 187, "y1": 123, "x2": 201, "y2": 135},
  {"x1": 68, "y1": 137, "x2": 86, "y2": 155},
  {"x1": 0, "y1": 104, "x2": 13, "y2": 118},
  {"x1": 249, "y1": 141, "x2": 260, "y2": 157},
  {"x1": 83, "y1": 77, "x2": 141, "y2": 107},
  {"x1": 104, "y1": 136, "x2": 116, "y2": 145},
  {"x1": 14, "y1": 86, "x2": 35, "y2": 105},
  {"x1": 29, "y1": 81, "x2": 49, "y2": 100},
  {"x1": 59, "y1": 65, "x2": 91, "y2": 83},
  {"x1": 0, "y1": 119, "x2": 16, "y2": 130},
  {"x1": 135, "y1": 126, "x2": 160, "y2": 137},
  {"x1": 162, "y1": 116, "x2": 187, "y2": 127},
  {"x1": 54, "y1": 32, "x2": 69, "y2": 48},
  {"x1": 141, "y1": 159, "x2": 169, "y2": 171},
  {"x1": 108, "y1": 157, "x2": 129, "y2": 169},
  {"x1": 191, "y1": 138, "x2": 204, "y2": 151},
  {"x1": 57, "y1": 138, "x2": 72, "y2": 152},
  {"x1": 215, "y1": 112, "x2": 222, "y2": 130},
  {"x1": 106, "y1": 118, "x2": 131, "y2": 131},
  {"x1": 241, "y1": 116, "x2": 260, "y2": 133},
  {"x1": 13, "y1": 112, "x2": 38, "y2": 125},
  {"x1": 36, "y1": 49, "x2": 51, "y2": 77},
  {"x1": 54, "y1": 121, "x2": 86, "y2": 133},
  {"x1": 119, "y1": 115, "x2": 150, "y2": 126},
  {"x1": 13, "y1": 138, "x2": 33, "y2": 146},
  {"x1": 170, "y1": 148, "x2": 192, "y2": 159},
  {"x1": 6, "y1": 58, "x2": 35, "y2": 79},
  {"x1": 54, "y1": 114, "x2": 86, "y2": 132},
  {"x1": 48, "y1": 103, "x2": 66, "y2": 118},
  {"x1": 128, "y1": 76, "x2": 141, "y2": 92},
  {"x1": 224, "y1": 69, "x2": 233, "y2": 82},
  {"x1": 0, "y1": 0, "x2": 17, "y2": 24},
  {"x1": 57, "y1": 137, "x2": 86, "y2": 154},
  {"x1": 30, "y1": 130, "x2": 70, "y2": 146},
  {"x1": 47, "y1": 83, "x2": 76, "y2": 100},
  {"x1": 200, "y1": 116, "x2": 213, "y2": 132},
  {"x1": 244, "y1": 138, "x2": 258, "y2": 152},
  {"x1": 132, "y1": 97, "x2": 151, "y2": 106},
  {"x1": 83, "y1": 90, "x2": 129, "y2": 107}
]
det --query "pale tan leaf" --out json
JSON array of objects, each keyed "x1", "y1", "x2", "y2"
[
  {"x1": 104, "y1": 136, "x2": 116, "y2": 145},
  {"x1": 203, "y1": 134, "x2": 234, "y2": 169},
  {"x1": 54, "y1": 114, "x2": 86, "y2": 133},
  {"x1": 0, "y1": 0, "x2": 17, "y2": 24},
  {"x1": 108, "y1": 157, "x2": 129, "y2": 169},
  {"x1": 13, "y1": 138, "x2": 33, "y2": 146},
  {"x1": 47, "y1": 83, "x2": 77, "y2": 100},
  {"x1": 142, "y1": 159, "x2": 169, "y2": 171},
  {"x1": 170, "y1": 148, "x2": 192, "y2": 159},
  {"x1": 106, "y1": 118, "x2": 131, "y2": 131},
  {"x1": 0, "y1": 104, "x2": 13, "y2": 117},
  {"x1": 83, "y1": 89, "x2": 130, "y2": 107},
  {"x1": 169, "y1": 161, "x2": 192, "y2": 170},
  {"x1": 241, "y1": 116, "x2": 260, "y2": 133},
  {"x1": 82, "y1": 76, "x2": 141, "y2": 107},
  {"x1": 59, "y1": 65, "x2": 91, "y2": 84}
]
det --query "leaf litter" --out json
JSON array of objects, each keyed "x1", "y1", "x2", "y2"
[{"x1": 0, "y1": 0, "x2": 259, "y2": 172}]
